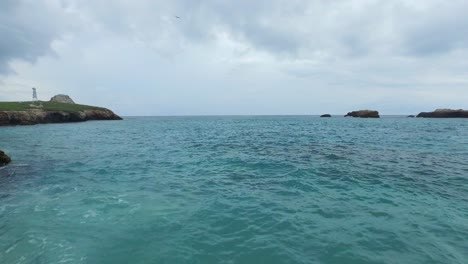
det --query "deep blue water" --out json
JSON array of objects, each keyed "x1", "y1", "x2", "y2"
[{"x1": 1, "y1": 116, "x2": 467, "y2": 264}]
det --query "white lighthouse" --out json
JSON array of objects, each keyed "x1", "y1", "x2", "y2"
[{"x1": 32, "y1": 88, "x2": 38, "y2": 101}]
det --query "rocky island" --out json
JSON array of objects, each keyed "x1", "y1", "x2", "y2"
[
  {"x1": 0, "y1": 95, "x2": 122, "y2": 126},
  {"x1": 417, "y1": 109, "x2": 468, "y2": 118},
  {"x1": 345, "y1": 110, "x2": 380, "y2": 118}
]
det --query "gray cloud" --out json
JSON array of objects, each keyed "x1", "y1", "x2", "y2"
[
  {"x1": 399, "y1": 1, "x2": 468, "y2": 56},
  {"x1": 98, "y1": 0, "x2": 468, "y2": 59},
  {"x1": 0, "y1": 0, "x2": 72, "y2": 74},
  {"x1": 3, "y1": 0, "x2": 468, "y2": 72}
]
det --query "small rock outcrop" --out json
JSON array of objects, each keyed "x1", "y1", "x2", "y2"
[
  {"x1": 345, "y1": 110, "x2": 380, "y2": 118},
  {"x1": 50, "y1": 94, "x2": 75, "y2": 104},
  {"x1": 0, "y1": 150, "x2": 11, "y2": 166},
  {"x1": 320, "y1": 114, "x2": 332, "y2": 117},
  {"x1": 407, "y1": 115, "x2": 415, "y2": 118},
  {"x1": 417, "y1": 109, "x2": 468, "y2": 118}
]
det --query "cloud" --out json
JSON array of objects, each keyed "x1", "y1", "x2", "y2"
[
  {"x1": 399, "y1": 1, "x2": 468, "y2": 56},
  {"x1": 73, "y1": 0, "x2": 468, "y2": 60},
  {"x1": 0, "y1": 0, "x2": 75, "y2": 74},
  {"x1": 4, "y1": 0, "x2": 468, "y2": 68}
]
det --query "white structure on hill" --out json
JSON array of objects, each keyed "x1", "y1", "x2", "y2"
[{"x1": 32, "y1": 88, "x2": 38, "y2": 101}]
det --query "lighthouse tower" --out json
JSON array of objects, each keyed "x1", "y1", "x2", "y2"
[{"x1": 32, "y1": 88, "x2": 38, "y2": 101}]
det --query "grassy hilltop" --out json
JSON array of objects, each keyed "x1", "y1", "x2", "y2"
[{"x1": 0, "y1": 101, "x2": 106, "y2": 112}]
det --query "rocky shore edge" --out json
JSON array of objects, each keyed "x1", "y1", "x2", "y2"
[{"x1": 0, "y1": 108, "x2": 122, "y2": 126}]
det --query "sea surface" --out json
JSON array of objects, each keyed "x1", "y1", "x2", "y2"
[{"x1": 0, "y1": 116, "x2": 467, "y2": 264}]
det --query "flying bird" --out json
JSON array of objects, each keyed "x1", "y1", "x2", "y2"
[{"x1": 175, "y1": 16, "x2": 181, "y2": 19}]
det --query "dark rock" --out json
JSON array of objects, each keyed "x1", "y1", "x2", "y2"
[
  {"x1": 0, "y1": 150, "x2": 11, "y2": 166},
  {"x1": 320, "y1": 114, "x2": 332, "y2": 117},
  {"x1": 407, "y1": 115, "x2": 415, "y2": 118},
  {"x1": 345, "y1": 110, "x2": 380, "y2": 118},
  {"x1": 417, "y1": 109, "x2": 468, "y2": 118}
]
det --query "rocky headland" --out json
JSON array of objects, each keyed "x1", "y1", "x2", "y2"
[
  {"x1": 345, "y1": 110, "x2": 380, "y2": 118},
  {"x1": 0, "y1": 95, "x2": 122, "y2": 126},
  {"x1": 0, "y1": 150, "x2": 11, "y2": 167},
  {"x1": 417, "y1": 109, "x2": 468, "y2": 118}
]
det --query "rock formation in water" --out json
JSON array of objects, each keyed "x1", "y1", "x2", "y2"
[
  {"x1": 0, "y1": 95, "x2": 122, "y2": 126},
  {"x1": 320, "y1": 114, "x2": 332, "y2": 117},
  {"x1": 50, "y1": 94, "x2": 75, "y2": 104},
  {"x1": 407, "y1": 115, "x2": 415, "y2": 118},
  {"x1": 344, "y1": 110, "x2": 380, "y2": 118},
  {"x1": 0, "y1": 150, "x2": 11, "y2": 166},
  {"x1": 416, "y1": 109, "x2": 468, "y2": 118}
]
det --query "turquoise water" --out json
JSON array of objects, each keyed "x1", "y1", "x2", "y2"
[{"x1": 1, "y1": 116, "x2": 467, "y2": 264}]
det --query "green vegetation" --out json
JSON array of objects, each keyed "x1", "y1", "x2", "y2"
[{"x1": 0, "y1": 101, "x2": 105, "y2": 112}]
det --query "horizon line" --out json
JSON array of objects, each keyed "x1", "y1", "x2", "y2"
[{"x1": 120, "y1": 114, "x2": 416, "y2": 117}]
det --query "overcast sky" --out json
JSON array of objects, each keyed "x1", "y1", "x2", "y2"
[{"x1": 1, "y1": 0, "x2": 467, "y2": 115}]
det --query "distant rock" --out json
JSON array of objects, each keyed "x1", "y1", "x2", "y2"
[
  {"x1": 417, "y1": 109, "x2": 468, "y2": 118},
  {"x1": 320, "y1": 114, "x2": 332, "y2": 117},
  {"x1": 407, "y1": 115, "x2": 415, "y2": 118},
  {"x1": 345, "y1": 110, "x2": 380, "y2": 118},
  {"x1": 50, "y1": 94, "x2": 75, "y2": 104},
  {"x1": 0, "y1": 150, "x2": 11, "y2": 166}
]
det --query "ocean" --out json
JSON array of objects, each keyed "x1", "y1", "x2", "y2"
[{"x1": 0, "y1": 116, "x2": 467, "y2": 264}]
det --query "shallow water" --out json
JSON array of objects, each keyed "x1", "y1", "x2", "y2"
[{"x1": 1, "y1": 116, "x2": 467, "y2": 264}]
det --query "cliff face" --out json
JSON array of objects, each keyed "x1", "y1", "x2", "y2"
[
  {"x1": 0, "y1": 108, "x2": 122, "y2": 126},
  {"x1": 417, "y1": 109, "x2": 468, "y2": 118}
]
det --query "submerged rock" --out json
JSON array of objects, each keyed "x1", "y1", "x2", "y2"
[
  {"x1": 320, "y1": 114, "x2": 332, "y2": 117},
  {"x1": 417, "y1": 109, "x2": 468, "y2": 118},
  {"x1": 50, "y1": 94, "x2": 75, "y2": 104},
  {"x1": 345, "y1": 110, "x2": 380, "y2": 118},
  {"x1": 0, "y1": 150, "x2": 11, "y2": 166}
]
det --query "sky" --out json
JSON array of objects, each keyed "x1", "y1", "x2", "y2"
[{"x1": 1, "y1": 0, "x2": 468, "y2": 116}]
